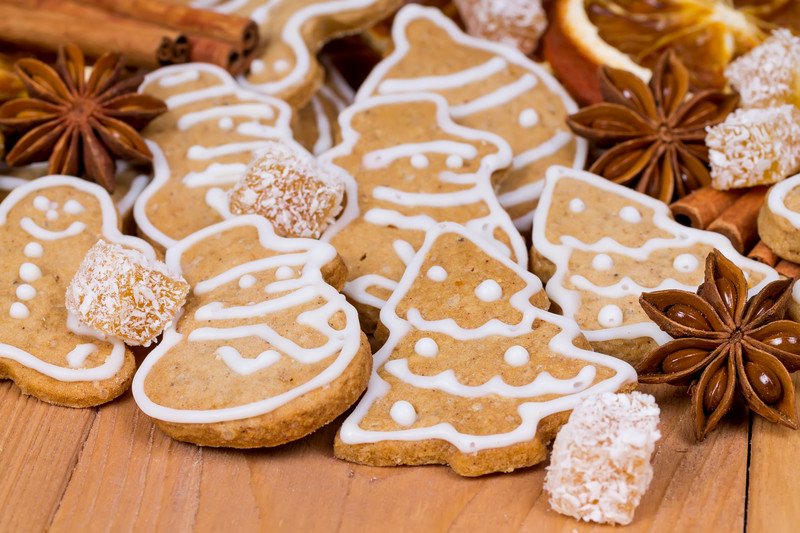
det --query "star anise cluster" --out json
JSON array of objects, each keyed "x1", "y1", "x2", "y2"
[
  {"x1": 638, "y1": 250, "x2": 800, "y2": 439},
  {"x1": 567, "y1": 50, "x2": 739, "y2": 203},
  {"x1": 0, "y1": 44, "x2": 166, "y2": 192}
]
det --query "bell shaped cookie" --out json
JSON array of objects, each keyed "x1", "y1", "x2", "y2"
[
  {"x1": 532, "y1": 166, "x2": 779, "y2": 365},
  {"x1": 357, "y1": 4, "x2": 586, "y2": 229},
  {"x1": 336, "y1": 222, "x2": 636, "y2": 476},
  {"x1": 0, "y1": 176, "x2": 157, "y2": 407},
  {"x1": 133, "y1": 215, "x2": 372, "y2": 447}
]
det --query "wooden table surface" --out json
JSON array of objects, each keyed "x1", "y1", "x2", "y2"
[{"x1": 2, "y1": 370, "x2": 798, "y2": 532}]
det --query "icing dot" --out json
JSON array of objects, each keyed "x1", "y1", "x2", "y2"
[
  {"x1": 9, "y1": 302, "x2": 29, "y2": 319},
  {"x1": 475, "y1": 280, "x2": 502, "y2": 302},
  {"x1": 46, "y1": 209, "x2": 59, "y2": 221},
  {"x1": 24, "y1": 242, "x2": 43, "y2": 258},
  {"x1": 275, "y1": 266, "x2": 294, "y2": 280},
  {"x1": 619, "y1": 206, "x2": 642, "y2": 223},
  {"x1": 504, "y1": 345, "x2": 530, "y2": 366},
  {"x1": 598, "y1": 305, "x2": 623, "y2": 328},
  {"x1": 238, "y1": 275, "x2": 257, "y2": 289},
  {"x1": 63, "y1": 200, "x2": 85, "y2": 215},
  {"x1": 446, "y1": 155, "x2": 463, "y2": 169},
  {"x1": 569, "y1": 198, "x2": 586, "y2": 213},
  {"x1": 518, "y1": 108, "x2": 539, "y2": 128},
  {"x1": 33, "y1": 196, "x2": 50, "y2": 211},
  {"x1": 591, "y1": 254, "x2": 613, "y2": 272},
  {"x1": 273, "y1": 59, "x2": 290, "y2": 73},
  {"x1": 414, "y1": 337, "x2": 438, "y2": 357},
  {"x1": 250, "y1": 59, "x2": 265, "y2": 74},
  {"x1": 390, "y1": 401, "x2": 417, "y2": 427},
  {"x1": 16, "y1": 284, "x2": 36, "y2": 301},
  {"x1": 218, "y1": 117, "x2": 234, "y2": 130},
  {"x1": 673, "y1": 253, "x2": 699, "y2": 273},
  {"x1": 410, "y1": 154, "x2": 429, "y2": 169},
  {"x1": 19, "y1": 263, "x2": 42, "y2": 282},
  {"x1": 426, "y1": 266, "x2": 447, "y2": 282}
]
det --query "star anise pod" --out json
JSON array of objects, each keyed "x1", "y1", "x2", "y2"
[
  {"x1": 566, "y1": 50, "x2": 739, "y2": 203},
  {"x1": 0, "y1": 44, "x2": 167, "y2": 192},
  {"x1": 637, "y1": 250, "x2": 800, "y2": 439}
]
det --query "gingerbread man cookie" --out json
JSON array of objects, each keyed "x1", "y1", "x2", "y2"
[
  {"x1": 531, "y1": 166, "x2": 779, "y2": 365},
  {"x1": 133, "y1": 215, "x2": 372, "y2": 448},
  {"x1": 335, "y1": 223, "x2": 636, "y2": 476},
  {"x1": 320, "y1": 92, "x2": 527, "y2": 334},
  {"x1": 758, "y1": 173, "x2": 800, "y2": 263},
  {"x1": 133, "y1": 63, "x2": 296, "y2": 249},
  {"x1": 356, "y1": 5, "x2": 586, "y2": 229},
  {"x1": 0, "y1": 176, "x2": 158, "y2": 407},
  {"x1": 191, "y1": 0, "x2": 402, "y2": 107}
]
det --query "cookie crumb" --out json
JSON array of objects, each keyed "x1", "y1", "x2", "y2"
[
  {"x1": 454, "y1": 0, "x2": 547, "y2": 55},
  {"x1": 544, "y1": 392, "x2": 661, "y2": 526},
  {"x1": 228, "y1": 141, "x2": 346, "y2": 238},
  {"x1": 66, "y1": 241, "x2": 189, "y2": 346},
  {"x1": 706, "y1": 105, "x2": 800, "y2": 190},
  {"x1": 725, "y1": 29, "x2": 800, "y2": 109}
]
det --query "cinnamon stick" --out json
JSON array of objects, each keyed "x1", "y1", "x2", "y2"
[
  {"x1": 707, "y1": 187, "x2": 768, "y2": 254},
  {"x1": 776, "y1": 260, "x2": 800, "y2": 280},
  {"x1": 669, "y1": 186, "x2": 744, "y2": 229},
  {"x1": 748, "y1": 241, "x2": 780, "y2": 268},
  {"x1": 187, "y1": 35, "x2": 247, "y2": 76}
]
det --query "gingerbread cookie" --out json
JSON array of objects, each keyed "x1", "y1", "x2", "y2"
[
  {"x1": 193, "y1": 0, "x2": 402, "y2": 107},
  {"x1": 356, "y1": 4, "x2": 586, "y2": 229},
  {"x1": 758, "y1": 173, "x2": 800, "y2": 263},
  {"x1": 335, "y1": 222, "x2": 636, "y2": 476},
  {"x1": 133, "y1": 63, "x2": 296, "y2": 249},
  {"x1": 0, "y1": 176, "x2": 158, "y2": 407},
  {"x1": 320, "y1": 92, "x2": 527, "y2": 335},
  {"x1": 291, "y1": 62, "x2": 354, "y2": 155},
  {"x1": 132, "y1": 215, "x2": 372, "y2": 448},
  {"x1": 531, "y1": 166, "x2": 779, "y2": 365}
]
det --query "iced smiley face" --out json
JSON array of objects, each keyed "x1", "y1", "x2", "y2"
[{"x1": 0, "y1": 176, "x2": 156, "y2": 407}]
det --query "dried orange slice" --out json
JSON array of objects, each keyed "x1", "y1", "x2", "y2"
[{"x1": 544, "y1": 0, "x2": 799, "y2": 104}]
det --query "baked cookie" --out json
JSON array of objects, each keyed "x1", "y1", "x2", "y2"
[
  {"x1": 291, "y1": 62, "x2": 354, "y2": 155},
  {"x1": 320, "y1": 92, "x2": 527, "y2": 335},
  {"x1": 356, "y1": 4, "x2": 586, "y2": 229},
  {"x1": 531, "y1": 166, "x2": 779, "y2": 365},
  {"x1": 133, "y1": 63, "x2": 295, "y2": 249},
  {"x1": 758, "y1": 173, "x2": 800, "y2": 263},
  {"x1": 0, "y1": 176, "x2": 157, "y2": 407},
  {"x1": 132, "y1": 215, "x2": 372, "y2": 448},
  {"x1": 191, "y1": 0, "x2": 403, "y2": 107},
  {"x1": 335, "y1": 222, "x2": 636, "y2": 476}
]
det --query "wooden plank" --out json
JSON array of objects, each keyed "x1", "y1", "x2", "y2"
[
  {"x1": 0, "y1": 382, "x2": 96, "y2": 531},
  {"x1": 49, "y1": 383, "x2": 749, "y2": 531},
  {"x1": 747, "y1": 374, "x2": 800, "y2": 533}
]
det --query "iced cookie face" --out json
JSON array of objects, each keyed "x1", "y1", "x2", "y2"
[
  {"x1": 192, "y1": 0, "x2": 402, "y2": 107},
  {"x1": 758, "y1": 173, "x2": 800, "y2": 263},
  {"x1": 356, "y1": 5, "x2": 586, "y2": 229},
  {"x1": 335, "y1": 223, "x2": 636, "y2": 476},
  {"x1": 133, "y1": 63, "x2": 295, "y2": 249},
  {"x1": 532, "y1": 166, "x2": 779, "y2": 365},
  {"x1": 0, "y1": 177, "x2": 157, "y2": 407},
  {"x1": 132, "y1": 215, "x2": 372, "y2": 448},
  {"x1": 320, "y1": 92, "x2": 528, "y2": 334}
]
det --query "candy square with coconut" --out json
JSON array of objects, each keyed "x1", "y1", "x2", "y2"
[
  {"x1": 706, "y1": 105, "x2": 800, "y2": 190},
  {"x1": 544, "y1": 391, "x2": 661, "y2": 526},
  {"x1": 454, "y1": 0, "x2": 547, "y2": 55},
  {"x1": 66, "y1": 240, "x2": 190, "y2": 346},
  {"x1": 228, "y1": 141, "x2": 346, "y2": 239}
]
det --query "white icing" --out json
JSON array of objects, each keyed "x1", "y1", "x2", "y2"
[
  {"x1": 504, "y1": 345, "x2": 529, "y2": 366},
  {"x1": 23, "y1": 242, "x2": 43, "y2": 258},
  {"x1": 362, "y1": 140, "x2": 478, "y2": 170},
  {"x1": 569, "y1": 198, "x2": 586, "y2": 213},
  {"x1": 426, "y1": 266, "x2": 448, "y2": 282},
  {"x1": 15, "y1": 284, "x2": 35, "y2": 301},
  {"x1": 414, "y1": 337, "x2": 438, "y2": 357},
  {"x1": 273, "y1": 59, "x2": 290, "y2": 73},
  {"x1": 446, "y1": 155, "x2": 463, "y2": 168},
  {"x1": 19, "y1": 263, "x2": 41, "y2": 282},
  {"x1": 598, "y1": 305, "x2": 623, "y2": 328},
  {"x1": 66, "y1": 344, "x2": 97, "y2": 368},
  {"x1": 33, "y1": 196, "x2": 51, "y2": 211},
  {"x1": 275, "y1": 266, "x2": 294, "y2": 280},
  {"x1": 673, "y1": 253, "x2": 699, "y2": 273},
  {"x1": 410, "y1": 154, "x2": 429, "y2": 169},
  {"x1": 63, "y1": 199, "x2": 85, "y2": 215},
  {"x1": 592, "y1": 254, "x2": 613, "y2": 272},
  {"x1": 619, "y1": 206, "x2": 642, "y2": 223},
  {"x1": 238, "y1": 274, "x2": 257, "y2": 289},
  {"x1": 766, "y1": 172, "x2": 800, "y2": 229},
  {"x1": 217, "y1": 346, "x2": 281, "y2": 375},
  {"x1": 518, "y1": 108, "x2": 539, "y2": 128},
  {"x1": 390, "y1": 400, "x2": 417, "y2": 426},
  {"x1": 9, "y1": 302, "x2": 29, "y2": 319},
  {"x1": 46, "y1": 209, "x2": 59, "y2": 221},
  {"x1": 392, "y1": 240, "x2": 417, "y2": 266},
  {"x1": 218, "y1": 117, "x2": 234, "y2": 130},
  {"x1": 475, "y1": 279, "x2": 502, "y2": 302},
  {"x1": 21, "y1": 218, "x2": 86, "y2": 240}
]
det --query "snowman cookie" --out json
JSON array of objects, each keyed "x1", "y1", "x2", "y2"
[
  {"x1": 0, "y1": 176, "x2": 158, "y2": 407},
  {"x1": 336, "y1": 222, "x2": 636, "y2": 476},
  {"x1": 531, "y1": 166, "x2": 779, "y2": 365},
  {"x1": 133, "y1": 215, "x2": 372, "y2": 448}
]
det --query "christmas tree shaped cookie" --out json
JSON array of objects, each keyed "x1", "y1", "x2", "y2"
[
  {"x1": 133, "y1": 63, "x2": 295, "y2": 249},
  {"x1": 532, "y1": 166, "x2": 779, "y2": 365},
  {"x1": 320, "y1": 93, "x2": 528, "y2": 334},
  {"x1": 0, "y1": 176, "x2": 158, "y2": 407},
  {"x1": 356, "y1": 4, "x2": 586, "y2": 229},
  {"x1": 335, "y1": 223, "x2": 636, "y2": 476},
  {"x1": 133, "y1": 215, "x2": 372, "y2": 447},
  {"x1": 195, "y1": 0, "x2": 401, "y2": 107}
]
